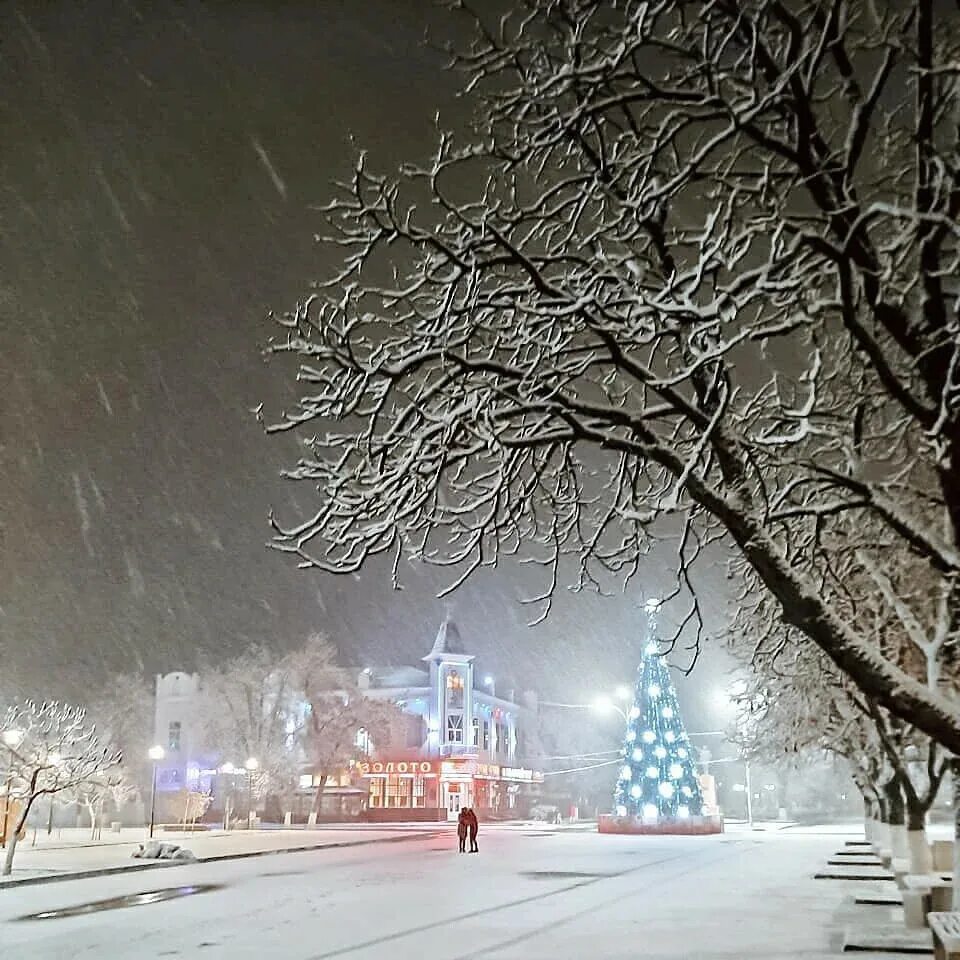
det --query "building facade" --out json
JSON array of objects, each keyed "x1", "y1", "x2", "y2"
[
  {"x1": 347, "y1": 620, "x2": 544, "y2": 821},
  {"x1": 153, "y1": 620, "x2": 543, "y2": 822}
]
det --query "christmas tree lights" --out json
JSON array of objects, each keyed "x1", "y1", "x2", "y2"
[{"x1": 613, "y1": 603, "x2": 703, "y2": 821}]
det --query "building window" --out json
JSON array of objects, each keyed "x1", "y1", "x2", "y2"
[
  {"x1": 472, "y1": 718, "x2": 480, "y2": 748},
  {"x1": 168, "y1": 721, "x2": 182, "y2": 752},
  {"x1": 483, "y1": 720, "x2": 490, "y2": 751},
  {"x1": 367, "y1": 775, "x2": 426, "y2": 810},
  {"x1": 446, "y1": 670, "x2": 464, "y2": 710},
  {"x1": 446, "y1": 714, "x2": 464, "y2": 744}
]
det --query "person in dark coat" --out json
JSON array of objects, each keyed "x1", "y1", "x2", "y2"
[
  {"x1": 457, "y1": 808, "x2": 468, "y2": 853},
  {"x1": 466, "y1": 808, "x2": 479, "y2": 853}
]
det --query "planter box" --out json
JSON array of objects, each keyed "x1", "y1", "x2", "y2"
[{"x1": 597, "y1": 814, "x2": 724, "y2": 836}]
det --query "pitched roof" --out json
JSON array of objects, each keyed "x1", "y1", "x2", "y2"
[{"x1": 424, "y1": 618, "x2": 471, "y2": 660}]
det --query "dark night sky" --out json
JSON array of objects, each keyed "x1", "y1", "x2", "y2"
[{"x1": 0, "y1": 1, "x2": 733, "y2": 723}]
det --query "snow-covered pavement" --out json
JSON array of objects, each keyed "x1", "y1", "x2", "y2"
[
  {"x1": 0, "y1": 825, "x2": 859, "y2": 959},
  {"x1": 1, "y1": 825, "x2": 447, "y2": 882}
]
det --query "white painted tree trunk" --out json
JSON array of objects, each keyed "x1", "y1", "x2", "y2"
[
  {"x1": 891, "y1": 822, "x2": 910, "y2": 861},
  {"x1": 907, "y1": 829, "x2": 933, "y2": 874},
  {"x1": 951, "y1": 758, "x2": 960, "y2": 910},
  {"x1": 873, "y1": 819, "x2": 890, "y2": 852}
]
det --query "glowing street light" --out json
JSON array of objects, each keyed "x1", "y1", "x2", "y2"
[
  {"x1": 147, "y1": 745, "x2": 165, "y2": 839},
  {"x1": 593, "y1": 696, "x2": 628, "y2": 722}
]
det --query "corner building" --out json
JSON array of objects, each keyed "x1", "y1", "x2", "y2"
[{"x1": 352, "y1": 620, "x2": 543, "y2": 821}]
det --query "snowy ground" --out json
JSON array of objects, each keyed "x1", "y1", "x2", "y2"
[
  {"x1": 0, "y1": 823, "x2": 864, "y2": 959},
  {"x1": 1, "y1": 825, "x2": 444, "y2": 881}
]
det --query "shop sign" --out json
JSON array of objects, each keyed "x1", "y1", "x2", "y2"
[
  {"x1": 357, "y1": 760, "x2": 436, "y2": 776},
  {"x1": 501, "y1": 766, "x2": 544, "y2": 783},
  {"x1": 475, "y1": 763, "x2": 500, "y2": 779}
]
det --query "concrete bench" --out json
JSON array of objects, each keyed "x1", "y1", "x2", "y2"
[
  {"x1": 903, "y1": 876, "x2": 934, "y2": 928},
  {"x1": 927, "y1": 912, "x2": 960, "y2": 959}
]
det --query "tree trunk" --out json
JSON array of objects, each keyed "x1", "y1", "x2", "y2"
[
  {"x1": 951, "y1": 757, "x2": 960, "y2": 910},
  {"x1": 311, "y1": 775, "x2": 330, "y2": 816},
  {"x1": 905, "y1": 785, "x2": 934, "y2": 874},
  {"x1": 2, "y1": 794, "x2": 35, "y2": 877},
  {"x1": 862, "y1": 795, "x2": 874, "y2": 842},
  {"x1": 873, "y1": 793, "x2": 890, "y2": 852},
  {"x1": 884, "y1": 779, "x2": 909, "y2": 862}
]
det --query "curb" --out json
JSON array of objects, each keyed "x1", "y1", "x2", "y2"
[{"x1": 0, "y1": 830, "x2": 445, "y2": 891}]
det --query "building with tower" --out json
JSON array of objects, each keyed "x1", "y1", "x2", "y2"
[
  {"x1": 153, "y1": 618, "x2": 544, "y2": 822},
  {"x1": 348, "y1": 619, "x2": 544, "y2": 821}
]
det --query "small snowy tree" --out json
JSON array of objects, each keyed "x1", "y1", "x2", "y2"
[
  {"x1": 264, "y1": 0, "x2": 960, "y2": 755},
  {"x1": 1, "y1": 701, "x2": 120, "y2": 875}
]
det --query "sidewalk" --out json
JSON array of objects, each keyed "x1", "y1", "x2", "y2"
[{"x1": 0, "y1": 825, "x2": 445, "y2": 889}]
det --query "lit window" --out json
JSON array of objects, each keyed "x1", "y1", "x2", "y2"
[
  {"x1": 168, "y1": 721, "x2": 182, "y2": 752},
  {"x1": 446, "y1": 671, "x2": 464, "y2": 709}
]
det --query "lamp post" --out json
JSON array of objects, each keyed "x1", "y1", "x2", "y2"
[
  {"x1": 1, "y1": 729, "x2": 24, "y2": 850},
  {"x1": 244, "y1": 758, "x2": 259, "y2": 827},
  {"x1": 147, "y1": 745, "x2": 165, "y2": 839},
  {"x1": 219, "y1": 763, "x2": 236, "y2": 830}
]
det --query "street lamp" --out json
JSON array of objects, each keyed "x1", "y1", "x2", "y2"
[
  {"x1": 244, "y1": 758, "x2": 259, "y2": 826},
  {"x1": 592, "y1": 696, "x2": 628, "y2": 722},
  {"x1": 147, "y1": 745, "x2": 165, "y2": 839},
  {"x1": 1, "y1": 729, "x2": 24, "y2": 850}
]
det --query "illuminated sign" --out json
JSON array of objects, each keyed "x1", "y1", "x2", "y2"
[
  {"x1": 357, "y1": 760, "x2": 436, "y2": 776},
  {"x1": 475, "y1": 763, "x2": 500, "y2": 779},
  {"x1": 501, "y1": 767, "x2": 543, "y2": 783}
]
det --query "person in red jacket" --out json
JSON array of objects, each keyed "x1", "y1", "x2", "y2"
[{"x1": 465, "y1": 808, "x2": 479, "y2": 853}]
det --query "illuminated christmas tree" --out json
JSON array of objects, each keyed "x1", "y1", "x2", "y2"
[{"x1": 614, "y1": 602, "x2": 703, "y2": 821}]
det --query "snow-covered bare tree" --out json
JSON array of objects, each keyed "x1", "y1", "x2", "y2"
[
  {"x1": 74, "y1": 772, "x2": 128, "y2": 841},
  {"x1": 197, "y1": 634, "x2": 349, "y2": 813},
  {"x1": 730, "y1": 618, "x2": 946, "y2": 873},
  {"x1": 198, "y1": 645, "x2": 310, "y2": 805},
  {"x1": 83, "y1": 673, "x2": 154, "y2": 796},
  {"x1": 299, "y1": 685, "x2": 403, "y2": 816},
  {"x1": 265, "y1": 0, "x2": 960, "y2": 750},
  {"x1": 1, "y1": 701, "x2": 120, "y2": 875}
]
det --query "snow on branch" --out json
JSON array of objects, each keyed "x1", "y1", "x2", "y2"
[{"x1": 264, "y1": 0, "x2": 960, "y2": 751}]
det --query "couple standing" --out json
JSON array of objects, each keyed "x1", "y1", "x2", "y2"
[{"x1": 457, "y1": 807, "x2": 479, "y2": 853}]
